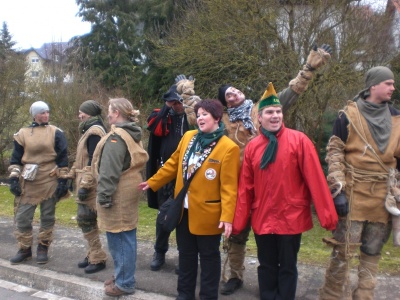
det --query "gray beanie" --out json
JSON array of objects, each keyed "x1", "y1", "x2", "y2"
[
  {"x1": 79, "y1": 100, "x2": 102, "y2": 116},
  {"x1": 29, "y1": 101, "x2": 49, "y2": 118},
  {"x1": 365, "y1": 66, "x2": 394, "y2": 90},
  {"x1": 357, "y1": 66, "x2": 395, "y2": 100}
]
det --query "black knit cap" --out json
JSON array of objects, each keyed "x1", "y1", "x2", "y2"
[
  {"x1": 79, "y1": 100, "x2": 102, "y2": 116},
  {"x1": 217, "y1": 84, "x2": 232, "y2": 107},
  {"x1": 162, "y1": 84, "x2": 183, "y2": 102}
]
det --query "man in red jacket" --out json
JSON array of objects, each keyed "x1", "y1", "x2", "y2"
[{"x1": 232, "y1": 82, "x2": 338, "y2": 300}]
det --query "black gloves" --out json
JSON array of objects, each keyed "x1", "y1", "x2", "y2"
[
  {"x1": 77, "y1": 188, "x2": 89, "y2": 201},
  {"x1": 9, "y1": 177, "x2": 22, "y2": 196},
  {"x1": 333, "y1": 191, "x2": 349, "y2": 217},
  {"x1": 98, "y1": 195, "x2": 112, "y2": 208},
  {"x1": 313, "y1": 43, "x2": 332, "y2": 55},
  {"x1": 54, "y1": 179, "x2": 69, "y2": 201}
]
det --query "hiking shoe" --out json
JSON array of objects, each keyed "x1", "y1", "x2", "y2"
[
  {"x1": 150, "y1": 252, "x2": 165, "y2": 271},
  {"x1": 104, "y1": 276, "x2": 115, "y2": 287},
  {"x1": 220, "y1": 278, "x2": 243, "y2": 295},
  {"x1": 10, "y1": 248, "x2": 32, "y2": 264},
  {"x1": 104, "y1": 283, "x2": 134, "y2": 297}
]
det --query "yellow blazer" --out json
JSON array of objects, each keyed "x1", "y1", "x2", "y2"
[{"x1": 147, "y1": 130, "x2": 240, "y2": 235}]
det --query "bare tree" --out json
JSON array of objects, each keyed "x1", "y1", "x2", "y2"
[{"x1": 149, "y1": 0, "x2": 396, "y2": 153}]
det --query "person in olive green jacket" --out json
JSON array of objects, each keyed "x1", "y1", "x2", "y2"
[{"x1": 92, "y1": 98, "x2": 148, "y2": 297}]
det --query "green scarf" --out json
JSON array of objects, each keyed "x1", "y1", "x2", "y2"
[
  {"x1": 78, "y1": 115, "x2": 105, "y2": 134},
  {"x1": 187, "y1": 122, "x2": 225, "y2": 158},
  {"x1": 260, "y1": 127, "x2": 279, "y2": 169}
]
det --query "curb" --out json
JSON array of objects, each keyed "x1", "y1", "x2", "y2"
[{"x1": 0, "y1": 258, "x2": 174, "y2": 300}]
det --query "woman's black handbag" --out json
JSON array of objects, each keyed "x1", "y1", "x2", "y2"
[{"x1": 157, "y1": 176, "x2": 193, "y2": 233}]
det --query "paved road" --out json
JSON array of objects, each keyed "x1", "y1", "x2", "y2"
[
  {"x1": 0, "y1": 279, "x2": 73, "y2": 299},
  {"x1": 0, "y1": 216, "x2": 399, "y2": 299}
]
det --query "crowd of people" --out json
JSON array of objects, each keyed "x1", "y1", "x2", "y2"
[{"x1": 6, "y1": 43, "x2": 399, "y2": 299}]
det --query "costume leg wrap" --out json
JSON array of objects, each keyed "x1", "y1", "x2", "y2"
[
  {"x1": 38, "y1": 228, "x2": 53, "y2": 246},
  {"x1": 352, "y1": 252, "x2": 380, "y2": 300},
  {"x1": 319, "y1": 237, "x2": 359, "y2": 300},
  {"x1": 222, "y1": 223, "x2": 251, "y2": 281},
  {"x1": 14, "y1": 230, "x2": 33, "y2": 249},
  {"x1": 319, "y1": 245, "x2": 351, "y2": 299},
  {"x1": 84, "y1": 228, "x2": 107, "y2": 264}
]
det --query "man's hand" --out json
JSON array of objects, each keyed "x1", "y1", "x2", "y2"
[
  {"x1": 9, "y1": 177, "x2": 22, "y2": 196},
  {"x1": 78, "y1": 188, "x2": 89, "y2": 201},
  {"x1": 54, "y1": 179, "x2": 69, "y2": 201},
  {"x1": 333, "y1": 192, "x2": 349, "y2": 217}
]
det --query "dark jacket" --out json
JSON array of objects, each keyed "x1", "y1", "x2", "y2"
[{"x1": 146, "y1": 104, "x2": 189, "y2": 209}]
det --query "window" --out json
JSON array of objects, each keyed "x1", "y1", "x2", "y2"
[
  {"x1": 31, "y1": 57, "x2": 39, "y2": 63},
  {"x1": 31, "y1": 71, "x2": 39, "y2": 78}
]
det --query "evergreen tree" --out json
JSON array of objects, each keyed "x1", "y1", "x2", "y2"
[
  {"x1": 69, "y1": 0, "x2": 195, "y2": 100},
  {"x1": 0, "y1": 22, "x2": 16, "y2": 58}
]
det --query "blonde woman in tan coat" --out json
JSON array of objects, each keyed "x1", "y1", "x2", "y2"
[{"x1": 92, "y1": 98, "x2": 148, "y2": 297}]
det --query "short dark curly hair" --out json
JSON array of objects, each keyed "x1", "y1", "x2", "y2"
[{"x1": 194, "y1": 99, "x2": 223, "y2": 121}]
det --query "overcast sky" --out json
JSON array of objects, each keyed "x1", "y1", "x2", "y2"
[
  {"x1": 0, "y1": 0, "x2": 90, "y2": 50},
  {"x1": 0, "y1": 0, "x2": 389, "y2": 51}
]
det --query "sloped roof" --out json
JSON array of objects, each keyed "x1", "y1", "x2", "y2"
[{"x1": 22, "y1": 42, "x2": 71, "y2": 60}]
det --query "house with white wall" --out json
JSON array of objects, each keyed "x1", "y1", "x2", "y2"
[{"x1": 24, "y1": 42, "x2": 71, "y2": 82}]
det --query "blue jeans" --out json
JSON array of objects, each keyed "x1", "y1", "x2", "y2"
[{"x1": 106, "y1": 229, "x2": 137, "y2": 293}]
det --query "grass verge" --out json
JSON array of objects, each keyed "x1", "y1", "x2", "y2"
[{"x1": 0, "y1": 185, "x2": 399, "y2": 275}]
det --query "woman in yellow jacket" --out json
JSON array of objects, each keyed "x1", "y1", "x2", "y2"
[{"x1": 139, "y1": 99, "x2": 240, "y2": 300}]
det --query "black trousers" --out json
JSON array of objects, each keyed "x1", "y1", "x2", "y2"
[
  {"x1": 154, "y1": 181, "x2": 175, "y2": 253},
  {"x1": 176, "y1": 209, "x2": 221, "y2": 300},
  {"x1": 254, "y1": 233, "x2": 302, "y2": 300}
]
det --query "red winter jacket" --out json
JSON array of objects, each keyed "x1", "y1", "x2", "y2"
[{"x1": 232, "y1": 124, "x2": 338, "y2": 235}]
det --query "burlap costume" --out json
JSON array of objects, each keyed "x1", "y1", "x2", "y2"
[
  {"x1": 14, "y1": 125, "x2": 59, "y2": 205},
  {"x1": 320, "y1": 98, "x2": 400, "y2": 299},
  {"x1": 74, "y1": 125, "x2": 106, "y2": 210},
  {"x1": 343, "y1": 102, "x2": 400, "y2": 223},
  {"x1": 72, "y1": 124, "x2": 107, "y2": 265},
  {"x1": 93, "y1": 125, "x2": 149, "y2": 232},
  {"x1": 12, "y1": 124, "x2": 68, "y2": 248}
]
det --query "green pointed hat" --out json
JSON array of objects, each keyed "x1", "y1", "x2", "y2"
[{"x1": 258, "y1": 82, "x2": 281, "y2": 110}]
